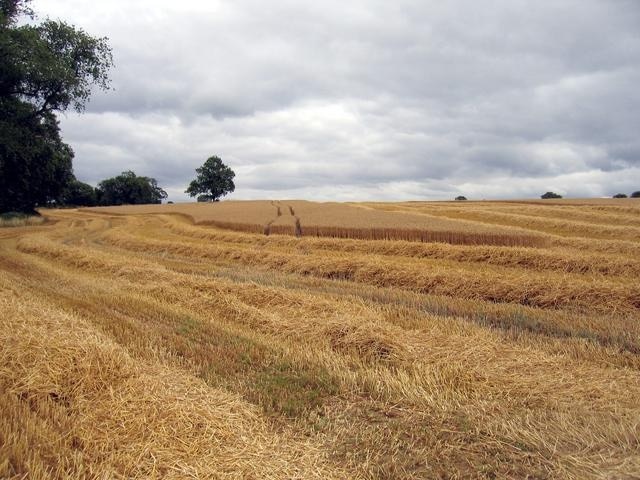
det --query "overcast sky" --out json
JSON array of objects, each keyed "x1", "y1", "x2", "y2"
[{"x1": 35, "y1": 0, "x2": 640, "y2": 201}]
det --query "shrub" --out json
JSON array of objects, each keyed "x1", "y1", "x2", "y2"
[
  {"x1": 455, "y1": 196, "x2": 468, "y2": 201},
  {"x1": 541, "y1": 192, "x2": 562, "y2": 199},
  {"x1": 613, "y1": 193, "x2": 628, "y2": 198}
]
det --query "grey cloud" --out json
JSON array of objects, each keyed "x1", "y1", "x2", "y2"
[{"x1": 35, "y1": 0, "x2": 640, "y2": 201}]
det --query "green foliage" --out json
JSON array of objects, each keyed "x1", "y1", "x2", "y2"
[
  {"x1": 59, "y1": 178, "x2": 97, "y2": 206},
  {"x1": 0, "y1": 0, "x2": 112, "y2": 213},
  {"x1": 197, "y1": 195, "x2": 214, "y2": 202},
  {"x1": 613, "y1": 193, "x2": 628, "y2": 199},
  {"x1": 1, "y1": 1, "x2": 112, "y2": 115},
  {"x1": 0, "y1": 1, "x2": 33, "y2": 27},
  {"x1": 186, "y1": 156, "x2": 235, "y2": 202},
  {"x1": 631, "y1": 191, "x2": 640, "y2": 199},
  {"x1": 0, "y1": 102, "x2": 73, "y2": 213},
  {"x1": 541, "y1": 191, "x2": 562, "y2": 199},
  {"x1": 97, "y1": 171, "x2": 167, "y2": 206}
]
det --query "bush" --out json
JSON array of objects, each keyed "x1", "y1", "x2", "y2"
[
  {"x1": 613, "y1": 193, "x2": 628, "y2": 198},
  {"x1": 631, "y1": 191, "x2": 640, "y2": 198},
  {"x1": 455, "y1": 196, "x2": 468, "y2": 201},
  {"x1": 541, "y1": 192, "x2": 562, "y2": 199}
]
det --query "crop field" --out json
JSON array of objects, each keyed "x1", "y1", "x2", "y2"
[
  {"x1": 92, "y1": 200, "x2": 546, "y2": 246},
  {"x1": 1, "y1": 198, "x2": 640, "y2": 479}
]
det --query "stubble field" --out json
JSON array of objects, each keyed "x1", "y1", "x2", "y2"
[{"x1": 1, "y1": 198, "x2": 639, "y2": 479}]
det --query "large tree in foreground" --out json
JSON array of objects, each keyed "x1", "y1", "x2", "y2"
[
  {"x1": 186, "y1": 156, "x2": 235, "y2": 202},
  {"x1": 0, "y1": 0, "x2": 112, "y2": 212}
]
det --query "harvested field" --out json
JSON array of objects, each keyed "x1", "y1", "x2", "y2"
[
  {"x1": 2, "y1": 198, "x2": 640, "y2": 479},
  {"x1": 87, "y1": 200, "x2": 546, "y2": 246},
  {"x1": 362, "y1": 200, "x2": 640, "y2": 241}
]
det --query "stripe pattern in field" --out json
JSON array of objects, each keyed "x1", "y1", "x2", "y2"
[
  {"x1": 86, "y1": 199, "x2": 547, "y2": 246},
  {"x1": 1, "y1": 199, "x2": 640, "y2": 479}
]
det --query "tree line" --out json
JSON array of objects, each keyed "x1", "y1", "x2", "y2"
[
  {"x1": 1, "y1": 0, "x2": 111, "y2": 213},
  {"x1": 58, "y1": 156, "x2": 235, "y2": 207},
  {"x1": 1, "y1": 1, "x2": 637, "y2": 215},
  {"x1": 0, "y1": 1, "x2": 234, "y2": 213}
]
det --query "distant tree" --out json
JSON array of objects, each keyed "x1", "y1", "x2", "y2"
[
  {"x1": 631, "y1": 191, "x2": 640, "y2": 198},
  {"x1": 197, "y1": 194, "x2": 214, "y2": 202},
  {"x1": 186, "y1": 156, "x2": 235, "y2": 202},
  {"x1": 455, "y1": 196, "x2": 467, "y2": 201},
  {"x1": 541, "y1": 191, "x2": 562, "y2": 199},
  {"x1": 97, "y1": 171, "x2": 167, "y2": 206},
  {"x1": 59, "y1": 178, "x2": 97, "y2": 206},
  {"x1": 167, "y1": 200, "x2": 174, "y2": 204},
  {"x1": 0, "y1": 0, "x2": 113, "y2": 213},
  {"x1": 613, "y1": 193, "x2": 628, "y2": 199}
]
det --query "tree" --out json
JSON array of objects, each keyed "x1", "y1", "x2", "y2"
[
  {"x1": 97, "y1": 171, "x2": 167, "y2": 206},
  {"x1": 613, "y1": 193, "x2": 628, "y2": 199},
  {"x1": 59, "y1": 178, "x2": 97, "y2": 206},
  {"x1": 455, "y1": 196, "x2": 467, "y2": 201},
  {"x1": 631, "y1": 191, "x2": 640, "y2": 198},
  {"x1": 186, "y1": 156, "x2": 235, "y2": 202},
  {"x1": 541, "y1": 191, "x2": 562, "y2": 199},
  {"x1": 0, "y1": 0, "x2": 112, "y2": 213},
  {"x1": 0, "y1": 104, "x2": 74, "y2": 212}
]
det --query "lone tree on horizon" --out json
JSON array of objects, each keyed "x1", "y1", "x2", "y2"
[
  {"x1": 186, "y1": 156, "x2": 235, "y2": 202},
  {"x1": 541, "y1": 191, "x2": 562, "y2": 199}
]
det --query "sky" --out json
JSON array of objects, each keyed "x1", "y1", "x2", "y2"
[{"x1": 34, "y1": 0, "x2": 640, "y2": 202}]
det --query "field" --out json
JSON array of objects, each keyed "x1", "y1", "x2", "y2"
[{"x1": 1, "y1": 198, "x2": 640, "y2": 479}]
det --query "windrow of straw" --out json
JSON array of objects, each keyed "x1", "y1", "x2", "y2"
[
  {"x1": 88, "y1": 200, "x2": 548, "y2": 246},
  {"x1": 15, "y1": 224, "x2": 640, "y2": 360},
  {"x1": 71, "y1": 228, "x2": 640, "y2": 314},
  {"x1": 85, "y1": 200, "x2": 284, "y2": 236},
  {"x1": 159, "y1": 215, "x2": 640, "y2": 276},
  {"x1": 371, "y1": 203, "x2": 640, "y2": 241},
  {"x1": 471, "y1": 203, "x2": 640, "y2": 227},
  {"x1": 4, "y1": 207, "x2": 640, "y2": 478},
  {"x1": 0, "y1": 280, "x2": 345, "y2": 479},
  {"x1": 287, "y1": 200, "x2": 547, "y2": 246},
  {"x1": 372, "y1": 200, "x2": 640, "y2": 227}
]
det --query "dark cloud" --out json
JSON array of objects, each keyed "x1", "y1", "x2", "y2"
[{"x1": 35, "y1": 0, "x2": 640, "y2": 201}]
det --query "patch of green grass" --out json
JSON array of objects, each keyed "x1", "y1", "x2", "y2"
[
  {"x1": 174, "y1": 315, "x2": 199, "y2": 336},
  {"x1": 198, "y1": 343, "x2": 338, "y2": 418},
  {"x1": 249, "y1": 360, "x2": 339, "y2": 418}
]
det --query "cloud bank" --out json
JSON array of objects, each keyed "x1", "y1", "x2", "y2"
[{"x1": 36, "y1": 0, "x2": 640, "y2": 201}]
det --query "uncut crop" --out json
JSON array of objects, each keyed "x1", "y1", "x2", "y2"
[
  {"x1": 89, "y1": 200, "x2": 546, "y2": 246},
  {"x1": 1, "y1": 198, "x2": 640, "y2": 479}
]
